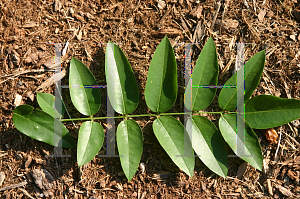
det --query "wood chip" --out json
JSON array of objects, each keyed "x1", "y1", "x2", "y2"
[
  {"x1": 35, "y1": 69, "x2": 66, "y2": 92},
  {"x1": 152, "y1": 171, "x2": 173, "y2": 181},
  {"x1": 258, "y1": 9, "x2": 266, "y2": 21},
  {"x1": 26, "y1": 90, "x2": 35, "y2": 102},
  {"x1": 0, "y1": 172, "x2": 5, "y2": 186},
  {"x1": 14, "y1": 93, "x2": 22, "y2": 107},
  {"x1": 22, "y1": 22, "x2": 38, "y2": 28},
  {"x1": 19, "y1": 188, "x2": 35, "y2": 199},
  {"x1": 275, "y1": 184, "x2": 294, "y2": 197},
  {"x1": 139, "y1": 162, "x2": 145, "y2": 173},
  {"x1": 25, "y1": 156, "x2": 32, "y2": 169},
  {"x1": 151, "y1": 28, "x2": 182, "y2": 36},
  {"x1": 74, "y1": 14, "x2": 84, "y2": 21},
  {"x1": 266, "y1": 179, "x2": 273, "y2": 196},
  {"x1": 11, "y1": 50, "x2": 20, "y2": 66},
  {"x1": 54, "y1": 0, "x2": 62, "y2": 12},
  {"x1": 191, "y1": 5, "x2": 203, "y2": 19},
  {"x1": 236, "y1": 162, "x2": 248, "y2": 179},
  {"x1": 31, "y1": 169, "x2": 57, "y2": 198},
  {"x1": 157, "y1": 0, "x2": 166, "y2": 10}
]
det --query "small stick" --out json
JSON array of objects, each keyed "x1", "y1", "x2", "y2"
[
  {"x1": 211, "y1": 2, "x2": 221, "y2": 30},
  {"x1": 0, "y1": 181, "x2": 28, "y2": 191},
  {"x1": 19, "y1": 188, "x2": 35, "y2": 199},
  {"x1": 274, "y1": 126, "x2": 282, "y2": 161}
]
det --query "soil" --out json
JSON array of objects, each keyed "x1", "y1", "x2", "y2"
[{"x1": 1, "y1": 0, "x2": 300, "y2": 198}]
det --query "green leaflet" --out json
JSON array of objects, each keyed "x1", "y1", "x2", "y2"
[
  {"x1": 245, "y1": 95, "x2": 300, "y2": 129},
  {"x1": 77, "y1": 121, "x2": 104, "y2": 166},
  {"x1": 36, "y1": 92, "x2": 65, "y2": 118},
  {"x1": 145, "y1": 36, "x2": 178, "y2": 113},
  {"x1": 117, "y1": 119, "x2": 143, "y2": 181},
  {"x1": 219, "y1": 50, "x2": 265, "y2": 111},
  {"x1": 187, "y1": 115, "x2": 228, "y2": 177},
  {"x1": 13, "y1": 105, "x2": 75, "y2": 148},
  {"x1": 105, "y1": 41, "x2": 139, "y2": 114},
  {"x1": 219, "y1": 114, "x2": 263, "y2": 171},
  {"x1": 185, "y1": 37, "x2": 219, "y2": 111},
  {"x1": 69, "y1": 57, "x2": 101, "y2": 116},
  {"x1": 153, "y1": 116, "x2": 194, "y2": 177}
]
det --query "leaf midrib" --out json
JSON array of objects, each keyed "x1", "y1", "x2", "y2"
[
  {"x1": 191, "y1": 51, "x2": 206, "y2": 109},
  {"x1": 245, "y1": 107, "x2": 300, "y2": 114},
  {"x1": 157, "y1": 42, "x2": 168, "y2": 112}
]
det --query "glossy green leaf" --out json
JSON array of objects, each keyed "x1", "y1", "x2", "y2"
[
  {"x1": 117, "y1": 119, "x2": 143, "y2": 181},
  {"x1": 105, "y1": 42, "x2": 139, "y2": 114},
  {"x1": 153, "y1": 116, "x2": 194, "y2": 177},
  {"x1": 245, "y1": 95, "x2": 300, "y2": 129},
  {"x1": 145, "y1": 36, "x2": 177, "y2": 113},
  {"x1": 36, "y1": 92, "x2": 65, "y2": 118},
  {"x1": 69, "y1": 57, "x2": 101, "y2": 116},
  {"x1": 185, "y1": 37, "x2": 219, "y2": 111},
  {"x1": 219, "y1": 114, "x2": 263, "y2": 171},
  {"x1": 77, "y1": 121, "x2": 104, "y2": 166},
  {"x1": 187, "y1": 115, "x2": 228, "y2": 177},
  {"x1": 219, "y1": 50, "x2": 265, "y2": 111},
  {"x1": 13, "y1": 105, "x2": 76, "y2": 148}
]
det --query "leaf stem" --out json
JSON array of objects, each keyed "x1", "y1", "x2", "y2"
[{"x1": 61, "y1": 111, "x2": 236, "y2": 122}]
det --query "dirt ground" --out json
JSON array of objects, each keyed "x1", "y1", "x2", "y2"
[{"x1": 0, "y1": 0, "x2": 300, "y2": 198}]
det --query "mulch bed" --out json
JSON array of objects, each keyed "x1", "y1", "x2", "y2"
[{"x1": 0, "y1": 0, "x2": 300, "y2": 198}]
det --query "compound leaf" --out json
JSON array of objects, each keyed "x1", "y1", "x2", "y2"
[
  {"x1": 117, "y1": 119, "x2": 143, "y2": 181},
  {"x1": 153, "y1": 116, "x2": 194, "y2": 177},
  {"x1": 69, "y1": 57, "x2": 101, "y2": 116},
  {"x1": 13, "y1": 105, "x2": 75, "y2": 148},
  {"x1": 245, "y1": 95, "x2": 300, "y2": 129},
  {"x1": 145, "y1": 36, "x2": 177, "y2": 113},
  {"x1": 185, "y1": 37, "x2": 219, "y2": 111}
]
